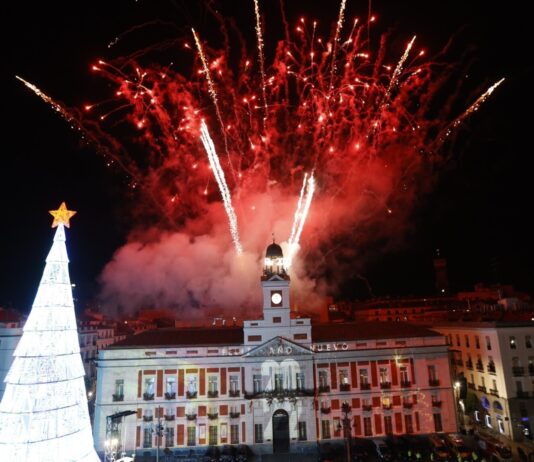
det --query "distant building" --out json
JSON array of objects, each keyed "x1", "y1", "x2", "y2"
[
  {"x1": 434, "y1": 322, "x2": 534, "y2": 442},
  {"x1": 0, "y1": 308, "x2": 23, "y2": 401},
  {"x1": 93, "y1": 242, "x2": 456, "y2": 459}
]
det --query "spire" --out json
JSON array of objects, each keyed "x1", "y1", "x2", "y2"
[{"x1": 0, "y1": 203, "x2": 99, "y2": 462}]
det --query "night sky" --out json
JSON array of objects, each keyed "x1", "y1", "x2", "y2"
[{"x1": 2, "y1": 1, "x2": 533, "y2": 312}]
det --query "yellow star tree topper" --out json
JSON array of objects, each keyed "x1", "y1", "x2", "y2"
[{"x1": 49, "y1": 202, "x2": 77, "y2": 228}]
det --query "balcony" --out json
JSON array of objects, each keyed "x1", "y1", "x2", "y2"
[
  {"x1": 362, "y1": 404, "x2": 373, "y2": 412},
  {"x1": 431, "y1": 400, "x2": 442, "y2": 408},
  {"x1": 382, "y1": 404, "x2": 393, "y2": 410},
  {"x1": 186, "y1": 391, "x2": 197, "y2": 399},
  {"x1": 478, "y1": 385, "x2": 487, "y2": 393},
  {"x1": 466, "y1": 361, "x2": 473, "y2": 370},
  {"x1": 360, "y1": 383, "x2": 371, "y2": 391},
  {"x1": 165, "y1": 392, "x2": 176, "y2": 400},
  {"x1": 476, "y1": 362, "x2": 484, "y2": 372},
  {"x1": 340, "y1": 383, "x2": 351, "y2": 392},
  {"x1": 244, "y1": 388, "x2": 314, "y2": 401},
  {"x1": 229, "y1": 389, "x2": 240, "y2": 397},
  {"x1": 489, "y1": 388, "x2": 499, "y2": 397},
  {"x1": 468, "y1": 382, "x2": 475, "y2": 390},
  {"x1": 517, "y1": 391, "x2": 530, "y2": 398},
  {"x1": 429, "y1": 379, "x2": 440, "y2": 387},
  {"x1": 143, "y1": 415, "x2": 153, "y2": 422},
  {"x1": 112, "y1": 394, "x2": 124, "y2": 402},
  {"x1": 320, "y1": 407, "x2": 331, "y2": 414},
  {"x1": 143, "y1": 392, "x2": 154, "y2": 401},
  {"x1": 488, "y1": 364, "x2": 496, "y2": 374},
  {"x1": 230, "y1": 411, "x2": 240, "y2": 419},
  {"x1": 207, "y1": 390, "x2": 219, "y2": 398},
  {"x1": 513, "y1": 367, "x2": 525, "y2": 377},
  {"x1": 402, "y1": 402, "x2": 413, "y2": 409},
  {"x1": 318, "y1": 385, "x2": 330, "y2": 393},
  {"x1": 164, "y1": 415, "x2": 175, "y2": 421},
  {"x1": 186, "y1": 414, "x2": 197, "y2": 421},
  {"x1": 207, "y1": 412, "x2": 218, "y2": 420},
  {"x1": 380, "y1": 382, "x2": 392, "y2": 390},
  {"x1": 400, "y1": 381, "x2": 411, "y2": 388}
]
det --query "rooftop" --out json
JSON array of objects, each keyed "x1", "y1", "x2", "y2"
[{"x1": 311, "y1": 322, "x2": 441, "y2": 342}]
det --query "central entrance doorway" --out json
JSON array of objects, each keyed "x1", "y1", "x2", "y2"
[{"x1": 272, "y1": 409, "x2": 290, "y2": 453}]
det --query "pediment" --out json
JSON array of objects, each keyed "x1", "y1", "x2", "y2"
[{"x1": 244, "y1": 336, "x2": 312, "y2": 358}]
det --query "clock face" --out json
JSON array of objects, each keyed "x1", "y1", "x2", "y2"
[{"x1": 271, "y1": 292, "x2": 282, "y2": 305}]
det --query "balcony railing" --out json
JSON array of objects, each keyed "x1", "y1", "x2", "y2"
[
  {"x1": 340, "y1": 383, "x2": 351, "y2": 392},
  {"x1": 143, "y1": 392, "x2": 154, "y2": 401},
  {"x1": 360, "y1": 383, "x2": 371, "y2": 391},
  {"x1": 380, "y1": 382, "x2": 392, "y2": 390},
  {"x1": 143, "y1": 415, "x2": 153, "y2": 422},
  {"x1": 476, "y1": 362, "x2": 484, "y2": 372},
  {"x1": 112, "y1": 394, "x2": 124, "y2": 402},
  {"x1": 431, "y1": 400, "x2": 442, "y2": 408},
  {"x1": 489, "y1": 388, "x2": 499, "y2": 396},
  {"x1": 244, "y1": 388, "x2": 314, "y2": 400},
  {"x1": 164, "y1": 415, "x2": 175, "y2": 421},
  {"x1": 229, "y1": 411, "x2": 240, "y2": 419},
  {"x1": 400, "y1": 381, "x2": 411, "y2": 388},
  {"x1": 488, "y1": 364, "x2": 496, "y2": 374},
  {"x1": 164, "y1": 392, "x2": 176, "y2": 400},
  {"x1": 382, "y1": 404, "x2": 393, "y2": 410},
  {"x1": 513, "y1": 367, "x2": 525, "y2": 376},
  {"x1": 478, "y1": 385, "x2": 487, "y2": 393},
  {"x1": 186, "y1": 414, "x2": 197, "y2": 421},
  {"x1": 207, "y1": 412, "x2": 218, "y2": 420},
  {"x1": 403, "y1": 402, "x2": 413, "y2": 409},
  {"x1": 318, "y1": 385, "x2": 330, "y2": 393},
  {"x1": 429, "y1": 379, "x2": 440, "y2": 387},
  {"x1": 320, "y1": 407, "x2": 331, "y2": 414},
  {"x1": 517, "y1": 391, "x2": 530, "y2": 398},
  {"x1": 229, "y1": 389, "x2": 240, "y2": 397},
  {"x1": 362, "y1": 404, "x2": 373, "y2": 412},
  {"x1": 466, "y1": 361, "x2": 473, "y2": 370},
  {"x1": 186, "y1": 391, "x2": 197, "y2": 399},
  {"x1": 207, "y1": 390, "x2": 219, "y2": 398}
]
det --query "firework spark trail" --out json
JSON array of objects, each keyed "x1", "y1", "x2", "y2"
[
  {"x1": 383, "y1": 35, "x2": 417, "y2": 105},
  {"x1": 286, "y1": 173, "x2": 315, "y2": 269},
  {"x1": 329, "y1": 0, "x2": 347, "y2": 92},
  {"x1": 200, "y1": 120, "x2": 243, "y2": 254},
  {"x1": 16, "y1": 75, "x2": 74, "y2": 122},
  {"x1": 288, "y1": 172, "x2": 309, "y2": 250},
  {"x1": 448, "y1": 77, "x2": 506, "y2": 133},
  {"x1": 192, "y1": 28, "x2": 234, "y2": 177},
  {"x1": 253, "y1": 0, "x2": 268, "y2": 129}
]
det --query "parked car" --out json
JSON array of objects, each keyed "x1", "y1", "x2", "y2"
[
  {"x1": 374, "y1": 438, "x2": 394, "y2": 461},
  {"x1": 428, "y1": 434, "x2": 454, "y2": 462},
  {"x1": 475, "y1": 431, "x2": 512, "y2": 462},
  {"x1": 445, "y1": 433, "x2": 472, "y2": 460}
]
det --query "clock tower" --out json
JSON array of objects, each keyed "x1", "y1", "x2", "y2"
[{"x1": 243, "y1": 240, "x2": 311, "y2": 347}]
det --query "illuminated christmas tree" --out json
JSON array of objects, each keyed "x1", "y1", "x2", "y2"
[{"x1": 0, "y1": 203, "x2": 99, "y2": 462}]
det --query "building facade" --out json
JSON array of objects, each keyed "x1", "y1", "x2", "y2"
[
  {"x1": 0, "y1": 311, "x2": 23, "y2": 401},
  {"x1": 435, "y1": 322, "x2": 534, "y2": 442},
  {"x1": 93, "y1": 242, "x2": 456, "y2": 458}
]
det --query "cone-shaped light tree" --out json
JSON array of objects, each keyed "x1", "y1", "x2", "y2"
[{"x1": 0, "y1": 203, "x2": 99, "y2": 461}]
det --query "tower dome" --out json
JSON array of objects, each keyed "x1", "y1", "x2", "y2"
[
  {"x1": 263, "y1": 238, "x2": 287, "y2": 278},
  {"x1": 266, "y1": 242, "x2": 283, "y2": 259}
]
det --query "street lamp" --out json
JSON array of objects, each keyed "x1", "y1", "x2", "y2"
[
  {"x1": 105, "y1": 410, "x2": 137, "y2": 462},
  {"x1": 339, "y1": 402, "x2": 352, "y2": 462}
]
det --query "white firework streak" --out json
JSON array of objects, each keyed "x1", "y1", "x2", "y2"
[
  {"x1": 286, "y1": 173, "x2": 316, "y2": 269},
  {"x1": 253, "y1": 0, "x2": 268, "y2": 127},
  {"x1": 384, "y1": 35, "x2": 416, "y2": 104},
  {"x1": 439, "y1": 78, "x2": 505, "y2": 141},
  {"x1": 200, "y1": 121, "x2": 243, "y2": 254},
  {"x1": 192, "y1": 28, "x2": 234, "y2": 177},
  {"x1": 329, "y1": 0, "x2": 347, "y2": 91}
]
